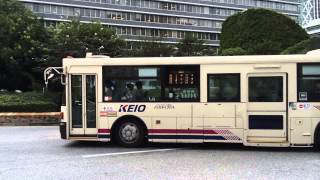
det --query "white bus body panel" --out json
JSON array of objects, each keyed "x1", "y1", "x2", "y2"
[{"x1": 60, "y1": 54, "x2": 320, "y2": 147}]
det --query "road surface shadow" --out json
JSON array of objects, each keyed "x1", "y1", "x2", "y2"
[{"x1": 64, "y1": 140, "x2": 317, "y2": 153}]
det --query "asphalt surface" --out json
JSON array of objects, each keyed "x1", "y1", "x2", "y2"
[{"x1": 0, "y1": 126, "x2": 320, "y2": 180}]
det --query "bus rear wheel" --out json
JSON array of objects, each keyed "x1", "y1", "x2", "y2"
[
  {"x1": 114, "y1": 119, "x2": 145, "y2": 147},
  {"x1": 314, "y1": 128, "x2": 320, "y2": 151}
]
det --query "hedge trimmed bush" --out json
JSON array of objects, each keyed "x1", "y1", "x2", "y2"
[
  {"x1": 0, "y1": 92, "x2": 59, "y2": 112},
  {"x1": 220, "y1": 9, "x2": 309, "y2": 55},
  {"x1": 281, "y1": 37, "x2": 320, "y2": 54}
]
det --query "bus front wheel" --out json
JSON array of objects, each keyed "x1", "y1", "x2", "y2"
[{"x1": 114, "y1": 119, "x2": 146, "y2": 147}]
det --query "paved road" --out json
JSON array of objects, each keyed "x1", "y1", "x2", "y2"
[{"x1": 0, "y1": 126, "x2": 320, "y2": 180}]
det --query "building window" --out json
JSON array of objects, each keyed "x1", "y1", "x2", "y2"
[
  {"x1": 298, "y1": 63, "x2": 320, "y2": 102},
  {"x1": 208, "y1": 74, "x2": 240, "y2": 102},
  {"x1": 106, "y1": 11, "x2": 111, "y2": 19},
  {"x1": 44, "y1": 5, "x2": 51, "y2": 13}
]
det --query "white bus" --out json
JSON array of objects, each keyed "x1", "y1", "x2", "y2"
[{"x1": 45, "y1": 51, "x2": 320, "y2": 148}]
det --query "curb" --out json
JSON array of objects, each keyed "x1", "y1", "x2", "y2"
[
  {"x1": 0, "y1": 112, "x2": 61, "y2": 126},
  {"x1": 0, "y1": 112, "x2": 61, "y2": 116}
]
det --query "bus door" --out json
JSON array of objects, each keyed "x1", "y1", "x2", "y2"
[
  {"x1": 69, "y1": 74, "x2": 97, "y2": 136},
  {"x1": 245, "y1": 73, "x2": 287, "y2": 143}
]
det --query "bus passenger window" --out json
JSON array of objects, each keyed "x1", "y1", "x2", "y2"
[
  {"x1": 134, "y1": 81, "x2": 147, "y2": 101},
  {"x1": 104, "y1": 80, "x2": 114, "y2": 101},
  {"x1": 121, "y1": 83, "x2": 135, "y2": 101},
  {"x1": 208, "y1": 74, "x2": 240, "y2": 102},
  {"x1": 103, "y1": 66, "x2": 161, "y2": 102},
  {"x1": 249, "y1": 77, "x2": 283, "y2": 102},
  {"x1": 298, "y1": 64, "x2": 320, "y2": 102}
]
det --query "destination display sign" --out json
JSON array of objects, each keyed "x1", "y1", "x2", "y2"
[{"x1": 168, "y1": 71, "x2": 195, "y2": 85}]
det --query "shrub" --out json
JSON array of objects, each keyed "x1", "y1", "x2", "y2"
[
  {"x1": 220, "y1": 9, "x2": 309, "y2": 55},
  {"x1": 0, "y1": 92, "x2": 59, "y2": 112},
  {"x1": 281, "y1": 37, "x2": 320, "y2": 54},
  {"x1": 220, "y1": 47, "x2": 247, "y2": 56}
]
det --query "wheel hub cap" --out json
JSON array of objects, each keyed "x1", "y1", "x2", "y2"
[{"x1": 120, "y1": 124, "x2": 138, "y2": 142}]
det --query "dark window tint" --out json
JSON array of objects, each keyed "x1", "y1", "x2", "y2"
[
  {"x1": 71, "y1": 75, "x2": 82, "y2": 128},
  {"x1": 208, "y1": 74, "x2": 240, "y2": 102},
  {"x1": 298, "y1": 64, "x2": 320, "y2": 102},
  {"x1": 249, "y1": 76, "x2": 283, "y2": 102},
  {"x1": 86, "y1": 75, "x2": 96, "y2": 128},
  {"x1": 102, "y1": 65, "x2": 200, "y2": 102},
  {"x1": 249, "y1": 115, "x2": 283, "y2": 129},
  {"x1": 103, "y1": 66, "x2": 161, "y2": 102}
]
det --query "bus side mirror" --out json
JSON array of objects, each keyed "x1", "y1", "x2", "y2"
[
  {"x1": 48, "y1": 73, "x2": 55, "y2": 80},
  {"x1": 44, "y1": 67, "x2": 64, "y2": 88}
]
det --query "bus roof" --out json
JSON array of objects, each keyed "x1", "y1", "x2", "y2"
[{"x1": 63, "y1": 54, "x2": 320, "y2": 66}]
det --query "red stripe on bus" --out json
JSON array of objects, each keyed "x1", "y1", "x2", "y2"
[
  {"x1": 148, "y1": 129, "x2": 218, "y2": 134},
  {"x1": 98, "y1": 129, "x2": 110, "y2": 133}
]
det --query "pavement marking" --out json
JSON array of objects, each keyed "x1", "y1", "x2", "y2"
[{"x1": 82, "y1": 148, "x2": 178, "y2": 158}]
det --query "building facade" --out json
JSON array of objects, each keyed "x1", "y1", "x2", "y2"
[
  {"x1": 301, "y1": 0, "x2": 320, "y2": 36},
  {"x1": 20, "y1": 0, "x2": 300, "y2": 47}
]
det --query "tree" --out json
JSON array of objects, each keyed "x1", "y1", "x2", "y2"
[
  {"x1": 46, "y1": 19, "x2": 125, "y2": 67},
  {"x1": 0, "y1": 0, "x2": 49, "y2": 91},
  {"x1": 220, "y1": 9, "x2": 309, "y2": 55},
  {"x1": 221, "y1": 47, "x2": 247, "y2": 56},
  {"x1": 176, "y1": 33, "x2": 207, "y2": 56},
  {"x1": 281, "y1": 37, "x2": 320, "y2": 54},
  {"x1": 139, "y1": 38, "x2": 175, "y2": 57},
  {"x1": 122, "y1": 37, "x2": 174, "y2": 57}
]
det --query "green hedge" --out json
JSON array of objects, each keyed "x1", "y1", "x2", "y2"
[
  {"x1": 220, "y1": 9, "x2": 308, "y2": 55},
  {"x1": 281, "y1": 37, "x2": 320, "y2": 54},
  {"x1": 0, "y1": 92, "x2": 60, "y2": 112}
]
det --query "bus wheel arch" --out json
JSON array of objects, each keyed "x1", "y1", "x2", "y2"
[
  {"x1": 111, "y1": 115, "x2": 148, "y2": 147},
  {"x1": 314, "y1": 122, "x2": 320, "y2": 150}
]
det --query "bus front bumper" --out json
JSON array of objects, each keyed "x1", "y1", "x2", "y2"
[{"x1": 59, "y1": 122, "x2": 67, "y2": 139}]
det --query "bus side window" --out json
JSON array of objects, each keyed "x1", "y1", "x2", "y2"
[
  {"x1": 102, "y1": 66, "x2": 161, "y2": 102},
  {"x1": 207, "y1": 74, "x2": 240, "y2": 102},
  {"x1": 298, "y1": 64, "x2": 320, "y2": 102},
  {"x1": 249, "y1": 76, "x2": 283, "y2": 102}
]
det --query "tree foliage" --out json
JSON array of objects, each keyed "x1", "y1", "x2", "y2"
[
  {"x1": 221, "y1": 47, "x2": 247, "y2": 56},
  {"x1": 281, "y1": 37, "x2": 320, "y2": 54},
  {"x1": 220, "y1": 8, "x2": 309, "y2": 55},
  {"x1": 122, "y1": 37, "x2": 175, "y2": 57},
  {"x1": 46, "y1": 19, "x2": 125, "y2": 67},
  {"x1": 0, "y1": 0, "x2": 219, "y2": 92},
  {"x1": 176, "y1": 33, "x2": 207, "y2": 56},
  {"x1": 0, "y1": 0, "x2": 49, "y2": 91},
  {"x1": 122, "y1": 35, "x2": 217, "y2": 57}
]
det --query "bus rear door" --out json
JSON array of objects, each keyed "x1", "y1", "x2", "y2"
[{"x1": 245, "y1": 73, "x2": 288, "y2": 144}]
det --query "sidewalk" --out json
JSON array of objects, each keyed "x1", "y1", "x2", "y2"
[{"x1": 0, "y1": 112, "x2": 61, "y2": 126}]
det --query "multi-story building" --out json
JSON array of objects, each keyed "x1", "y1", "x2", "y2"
[{"x1": 20, "y1": 0, "x2": 300, "y2": 48}]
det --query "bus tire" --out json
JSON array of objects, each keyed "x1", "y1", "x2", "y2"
[
  {"x1": 114, "y1": 119, "x2": 146, "y2": 148},
  {"x1": 314, "y1": 124, "x2": 320, "y2": 151}
]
